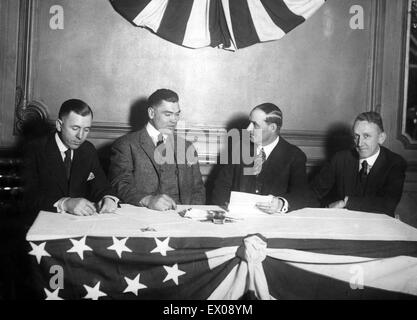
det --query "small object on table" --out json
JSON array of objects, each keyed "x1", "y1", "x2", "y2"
[
  {"x1": 177, "y1": 208, "x2": 192, "y2": 217},
  {"x1": 209, "y1": 210, "x2": 226, "y2": 224},
  {"x1": 140, "y1": 227, "x2": 156, "y2": 232}
]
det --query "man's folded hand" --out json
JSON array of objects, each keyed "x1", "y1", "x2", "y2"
[
  {"x1": 147, "y1": 194, "x2": 177, "y2": 211},
  {"x1": 63, "y1": 198, "x2": 97, "y2": 216},
  {"x1": 98, "y1": 197, "x2": 118, "y2": 214}
]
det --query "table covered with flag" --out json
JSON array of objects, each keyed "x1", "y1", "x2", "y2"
[{"x1": 26, "y1": 205, "x2": 417, "y2": 300}]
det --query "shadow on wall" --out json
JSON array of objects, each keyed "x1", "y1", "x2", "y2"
[
  {"x1": 96, "y1": 97, "x2": 149, "y2": 174},
  {"x1": 308, "y1": 122, "x2": 354, "y2": 205},
  {"x1": 323, "y1": 122, "x2": 354, "y2": 160},
  {"x1": 308, "y1": 122, "x2": 354, "y2": 179},
  {"x1": 205, "y1": 113, "x2": 249, "y2": 204},
  {"x1": 20, "y1": 118, "x2": 53, "y2": 142},
  {"x1": 14, "y1": 118, "x2": 54, "y2": 160},
  {"x1": 129, "y1": 97, "x2": 149, "y2": 132}
]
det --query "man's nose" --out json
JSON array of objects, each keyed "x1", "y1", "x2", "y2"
[
  {"x1": 76, "y1": 130, "x2": 83, "y2": 140},
  {"x1": 356, "y1": 136, "x2": 363, "y2": 146}
]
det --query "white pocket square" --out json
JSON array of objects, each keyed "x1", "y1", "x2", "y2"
[{"x1": 87, "y1": 172, "x2": 95, "y2": 181}]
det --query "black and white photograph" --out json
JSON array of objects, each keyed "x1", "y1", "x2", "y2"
[{"x1": 1, "y1": 0, "x2": 417, "y2": 306}]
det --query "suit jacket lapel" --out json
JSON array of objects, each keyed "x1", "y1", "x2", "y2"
[
  {"x1": 258, "y1": 138, "x2": 284, "y2": 180},
  {"x1": 239, "y1": 143, "x2": 256, "y2": 192},
  {"x1": 365, "y1": 147, "x2": 385, "y2": 191},
  {"x1": 45, "y1": 134, "x2": 69, "y2": 195},
  {"x1": 344, "y1": 149, "x2": 359, "y2": 194},
  {"x1": 138, "y1": 129, "x2": 160, "y2": 176}
]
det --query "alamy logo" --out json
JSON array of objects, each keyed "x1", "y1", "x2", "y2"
[
  {"x1": 153, "y1": 122, "x2": 262, "y2": 175},
  {"x1": 349, "y1": 5, "x2": 364, "y2": 30},
  {"x1": 49, "y1": 5, "x2": 64, "y2": 30}
]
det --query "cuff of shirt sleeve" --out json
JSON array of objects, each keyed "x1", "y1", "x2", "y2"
[
  {"x1": 103, "y1": 195, "x2": 119, "y2": 205},
  {"x1": 344, "y1": 196, "x2": 349, "y2": 208},
  {"x1": 54, "y1": 197, "x2": 70, "y2": 213},
  {"x1": 277, "y1": 197, "x2": 289, "y2": 213}
]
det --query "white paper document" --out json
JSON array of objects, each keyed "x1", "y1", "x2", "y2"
[{"x1": 227, "y1": 191, "x2": 274, "y2": 217}]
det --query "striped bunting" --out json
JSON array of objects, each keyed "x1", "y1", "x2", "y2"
[
  {"x1": 205, "y1": 235, "x2": 417, "y2": 299},
  {"x1": 110, "y1": 0, "x2": 325, "y2": 50},
  {"x1": 28, "y1": 233, "x2": 417, "y2": 299}
]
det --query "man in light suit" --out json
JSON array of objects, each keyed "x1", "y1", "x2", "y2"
[
  {"x1": 109, "y1": 89, "x2": 205, "y2": 211},
  {"x1": 311, "y1": 111, "x2": 407, "y2": 216},
  {"x1": 23, "y1": 99, "x2": 118, "y2": 216},
  {"x1": 212, "y1": 103, "x2": 318, "y2": 211}
]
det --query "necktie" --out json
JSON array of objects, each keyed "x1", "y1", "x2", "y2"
[
  {"x1": 254, "y1": 148, "x2": 266, "y2": 176},
  {"x1": 359, "y1": 160, "x2": 368, "y2": 181},
  {"x1": 255, "y1": 148, "x2": 266, "y2": 193},
  {"x1": 64, "y1": 149, "x2": 72, "y2": 180},
  {"x1": 260, "y1": 148, "x2": 266, "y2": 166},
  {"x1": 156, "y1": 133, "x2": 164, "y2": 147}
]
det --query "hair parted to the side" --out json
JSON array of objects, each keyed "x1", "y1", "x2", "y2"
[
  {"x1": 253, "y1": 103, "x2": 283, "y2": 130},
  {"x1": 354, "y1": 111, "x2": 384, "y2": 132},
  {"x1": 148, "y1": 89, "x2": 179, "y2": 108},
  {"x1": 58, "y1": 99, "x2": 93, "y2": 119}
]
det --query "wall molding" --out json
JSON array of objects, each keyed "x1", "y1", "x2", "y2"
[
  {"x1": 397, "y1": 0, "x2": 417, "y2": 149},
  {"x1": 367, "y1": 0, "x2": 386, "y2": 113},
  {"x1": 86, "y1": 121, "x2": 327, "y2": 146},
  {"x1": 14, "y1": 0, "x2": 49, "y2": 135}
]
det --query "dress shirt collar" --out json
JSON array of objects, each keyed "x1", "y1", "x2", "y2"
[
  {"x1": 256, "y1": 136, "x2": 279, "y2": 160},
  {"x1": 359, "y1": 147, "x2": 380, "y2": 173},
  {"x1": 146, "y1": 122, "x2": 167, "y2": 146},
  {"x1": 55, "y1": 132, "x2": 73, "y2": 160}
]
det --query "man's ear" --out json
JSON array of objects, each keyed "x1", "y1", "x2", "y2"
[
  {"x1": 378, "y1": 131, "x2": 387, "y2": 145},
  {"x1": 148, "y1": 107, "x2": 154, "y2": 119},
  {"x1": 56, "y1": 119, "x2": 62, "y2": 132},
  {"x1": 269, "y1": 123, "x2": 277, "y2": 133}
]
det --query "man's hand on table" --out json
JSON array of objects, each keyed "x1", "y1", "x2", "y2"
[
  {"x1": 97, "y1": 197, "x2": 118, "y2": 214},
  {"x1": 328, "y1": 196, "x2": 349, "y2": 209},
  {"x1": 140, "y1": 194, "x2": 177, "y2": 211},
  {"x1": 63, "y1": 198, "x2": 98, "y2": 216}
]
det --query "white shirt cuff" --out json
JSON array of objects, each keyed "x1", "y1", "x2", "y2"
[
  {"x1": 53, "y1": 197, "x2": 70, "y2": 213},
  {"x1": 103, "y1": 195, "x2": 119, "y2": 205},
  {"x1": 277, "y1": 197, "x2": 289, "y2": 213}
]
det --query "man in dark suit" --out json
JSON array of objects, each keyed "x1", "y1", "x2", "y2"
[
  {"x1": 212, "y1": 103, "x2": 318, "y2": 211},
  {"x1": 23, "y1": 99, "x2": 118, "y2": 216},
  {"x1": 311, "y1": 111, "x2": 407, "y2": 217},
  {"x1": 109, "y1": 89, "x2": 205, "y2": 211}
]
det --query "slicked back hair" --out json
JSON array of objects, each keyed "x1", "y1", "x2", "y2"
[
  {"x1": 354, "y1": 111, "x2": 384, "y2": 132},
  {"x1": 58, "y1": 99, "x2": 93, "y2": 119},
  {"x1": 148, "y1": 89, "x2": 179, "y2": 108},
  {"x1": 252, "y1": 103, "x2": 283, "y2": 132}
]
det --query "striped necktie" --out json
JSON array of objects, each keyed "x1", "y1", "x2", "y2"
[
  {"x1": 156, "y1": 133, "x2": 164, "y2": 147},
  {"x1": 255, "y1": 148, "x2": 266, "y2": 193}
]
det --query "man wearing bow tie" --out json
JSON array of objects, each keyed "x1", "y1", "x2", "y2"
[
  {"x1": 311, "y1": 111, "x2": 407, "y2": 216},
  {"x1": 23, "y1": 99, "x2": 118, "y2": 217},
  {"x1": 212, "y1": 103, "x2": 317, "y2": 212},
  {"x1": 109, "y1": 89, "x2": 205, "y2": 211}
]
